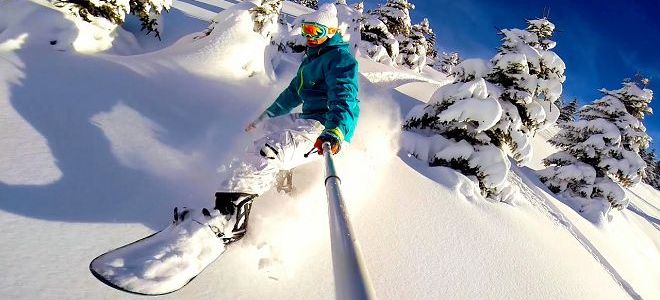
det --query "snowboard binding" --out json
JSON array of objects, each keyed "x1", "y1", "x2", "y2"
[{"x1": 209, "y1": 192, "x2": 257, "y2": 244}]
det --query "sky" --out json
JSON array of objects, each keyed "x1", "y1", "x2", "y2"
[{"x1": 322, "y1": 0, "x2": 660, "y2": 148}]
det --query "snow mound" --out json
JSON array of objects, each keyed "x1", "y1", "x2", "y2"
[
  {"x1": 94, "y1": 2, "x2": 279, "y2": 79},
  {"x1": 136, "y1": 2, "x2": 275, "y2": 80},
  {"x1": 0, "y1": 0, "x2": 140, "y2": 54}
]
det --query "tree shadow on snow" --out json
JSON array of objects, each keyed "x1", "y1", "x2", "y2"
[{"x1": 0, "y1": 47, "x2": 268, "y2": 230}]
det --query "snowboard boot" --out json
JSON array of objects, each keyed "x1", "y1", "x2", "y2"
[{"x1": 203, "y1": 192, "x2": 258, "y2": 245}]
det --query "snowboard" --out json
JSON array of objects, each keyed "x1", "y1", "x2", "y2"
[{"x1": 89, "y1": 208, "x2": 227, "y2": 295}]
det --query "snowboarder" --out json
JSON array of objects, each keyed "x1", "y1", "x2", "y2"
[
  {"x1": 90, "y1": 4, "x2": 359, "y2": 294},
  {"x1": 199, "y1": 3, "x2": 359, "y2": 245}
]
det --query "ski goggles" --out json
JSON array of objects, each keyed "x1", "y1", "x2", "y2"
[{"x1": 301, "y1": 22, "x2": 329, "y2": 39}]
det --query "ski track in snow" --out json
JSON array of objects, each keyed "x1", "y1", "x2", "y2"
[
  {"x1": 627, "y1": 202, "x2": 660, "y2": 231},
  {"x1": 188, "y1": 0, "x2": 237, "y2": 10},
  {"x1": 627, "y1": 187, "x2": 660, "y2": 214},
  {"x1": 509, "y1": 168, "x2": 643, "y2": 300},
  {"x1": 172, "y1": 0, "x2": 217, "y2": 21}
]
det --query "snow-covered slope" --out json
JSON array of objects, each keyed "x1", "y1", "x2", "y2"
[{"x1": 0, "y1": 1, "x2": 658, "y2": 299}]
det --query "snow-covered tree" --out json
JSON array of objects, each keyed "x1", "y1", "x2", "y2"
[
  {"x1": 640, "y1": 148, "x2": 660, "y2": 189},
  {"x1": 418, "y1": 18, "x2": 437, "y2": 59},
  {"x1": 359, "y1": 14, "x2": 398, "y2": 64},
  {"x1": 353, "y1": 1, "x2": 364, "y2": 13},
  {"x1": 334, "y1": 1, "x2": 363, "y2": 53},
  {"x1": 198, "y1": 0, "x2": 283, "y2": 43},
  {"x1": 525, "y1": 18, "x2": 557, "y2": 51},
  {"x1": 272, "y1": 13, "x2": 307, "y2": 53},
  {"x1": 582, "y1": 82, "x2": 653, "y2": 155},
  {"x1": 249, "y1": 0, "x2": 283, "y2": 39},
  {"x1": 450, "y1": 59, "x2": 489, "y2": 83},
  {"x1": 129, "y1": 0, "x2": 171, "y2": 40},
  {"x1": 435, "y1": 51, "x2": 461, "y2": 74},
  {"x1": 558, "y1": 98, "x2": 578, "y2": 123},
  {"x1": 486, "y1": 18, "x2": 566, "y2": 165},
  {"x1": 529, "y1": 20, "x2": 565, "y2": 110},
  {"x1": 539, "y1": 81, "x2": 653, "y2": 224},
  {"x1": 396, "y1": 21, "x2": 427, "y2": 72},
  {"x1": 403, "y1": 78, "x2": 514, "y2": 202},
  {"x1": 54, "y1": 0, "x2": 171, "y2": 39},
  {"x1": 368, "y1": 0, "x2": 414, "y2": 37},
  {"x1": 291, "y1": 0, "x2": 318, "y2": 9}
]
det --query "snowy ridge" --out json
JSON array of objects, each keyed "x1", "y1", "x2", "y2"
[{"x1": 189, "y1": 0, "x2": 238, "y2": 10}]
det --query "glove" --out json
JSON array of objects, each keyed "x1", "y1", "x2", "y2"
[
  {"x1": 314, "y1": 128, "x2": 343, "y2": 155},
  {"x1": 245, "y1": 111, "x2": 270, "y2": 132}
]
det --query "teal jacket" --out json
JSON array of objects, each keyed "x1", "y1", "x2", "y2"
[{"x1": 266, "y1": 33, "x2": 360, "y2": 142}]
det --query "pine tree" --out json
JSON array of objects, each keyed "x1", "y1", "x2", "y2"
[
  {"x1": 249, "y1": 0, "x2": 283, "y2": 39},
  {"x1": 558, "y1": 98, "x2": 578, "y2": 123},
  {"x1": 528, "y1": 19, "x2": 565, "y2": 118},
  {"x1": 291, "y1": 0, "x2": 318, "y2": 10},
  {"x1": 450, "y1": 59, "x2": 490, "y2": 83},
  {"x1": 640, "y1": 148, "x2": 660, "y2": 189},
  {"x1": 54, "y1": 0, "x2": 171, "y2": 39},
  {"x1": 652, "y1": 160, "x2": 660, "y2": 189},
  {"x1": 418, "y1": 18, "x2": 437, "y2": 59},
  {"x1": 539, "y1": 80, "x2": 653, "y2": 224},
  {"x1": 525, "y1": 18, "x2": 557, "y2": 51},
  {"x1": 330, "y1": 1, "x2": 362, "y2": 54},
  {"x1": 353, "y1": 1, "x2": 364, "y2": 13},
  {"x1": 435, "y1": 52, "x2": 460, "y2": 74},
  {"x1": 368, "y1": 0, "x2": 415, "y2": 37},
  {"x1": 129, "y1": 0, "x2": 171, "y2": 40},
  {"x1": 582, "y1": 81, "x2": 652, "y2": 154},
  {"x1": 396, "y1": 21, "x2": 427, "y2": 72},
  {"x1": 486, "y1": 18, "x2": 566, "y2": 165},
  {"x1": 270, "y1": 11, "x2": 307, "y2": 53},
  {"x1": 359, "y1": 14, "x2": 399, "y2": 64},
  {"x1": 403, "y1": 78, "x2": 513, "y2": 201}
]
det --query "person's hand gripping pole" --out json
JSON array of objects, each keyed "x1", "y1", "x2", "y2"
[{"x1": 304, "y1": 128, "x2": 343, "y2": 158}]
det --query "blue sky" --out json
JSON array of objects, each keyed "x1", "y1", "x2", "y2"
[{"x1": 324, "y1": 0, "x2": 660, "y2": 148}]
